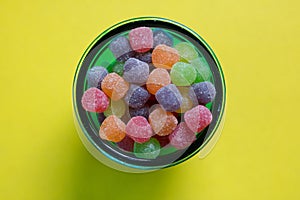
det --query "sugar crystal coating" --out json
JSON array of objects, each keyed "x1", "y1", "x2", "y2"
[
  {"x1": 126, "y1": 116, "x2": 153, "y2": 142},
  {"x1": 146, "y1": 68, "x2": 171, "y2": 94},
  {"x1": 134, "y1": 51, "x2": 152, "y2": 63},
  {"x1": 81, "y1": 87, "x2": 109, "y2": 112},
  {"x1": 123, "y1": 58, "x2": 149, "y2": 84},
  {"x1": 134, "y1": 138, "x2": 160, "y2": 159},
  {"x1": 104, "y1": 99, "x2": 126, "y2": 118},
  {"x1": 125, "y1": 84, "x2": 150, "y2": 108},
  {"x1": 170, "y1": 62, "x2": 197, "y2": 86},
  {"x1": 101, "y1": 73, "x2": 129, "y2": 100},
  {"x1": 190, "y1": 81, "x2": 216, "y2": 105},
  {"x1": 117, "y1": 135, "x2": 134, "y2": 152},
  {"x1": 80, "y1": 25, "x2": 219, "y2": 158},
  {"x1": 129, "y1": 27, "x2": 153, "y2": 53},
  {"x1": 155, "y1": 84, "x2": 183, "y2": 112},
  {"x1": 153, "y1": 29, "x2": 173, "y2": 47},
  {"x1": 87, "y1": 66, "x2": 108, "y2": 88},
  {"x1": 184, "y1": 105, "x2": 212, "y2": 133},
  {"x1": 99, "y1": 115, "x2": 126, "y2": 142},
  {"x1": 130, "y1": 136, "x2": 150, "y2": 143},
  {"x1": 175, "y1": 42, "x2": 198, "y2": 61},
  {"x1": 176, "y1": 86, "x2": 196, "y2": 113},
  {"x1": 152, "y1": 44, "x2": 180, "y2": 69},
  {"x1": 149, "y1": 107, "x2": 178, "y2": 136},
  {"x1": 191, "y1": 57, "x2": 212, "y2": 83},
  {"x1": 129, "y1": 104, "x2": 150, "y2": 119},
  {"x1": 109, "y1": 36, "x2": 134, "y2": 62},
  {"x1": 169, "y1": 122, "x2": 196, "y2": 149}
]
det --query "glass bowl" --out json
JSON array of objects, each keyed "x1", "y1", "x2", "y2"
[{"x1": 72, "y1": 17, "x2": 226, "y2": 173}]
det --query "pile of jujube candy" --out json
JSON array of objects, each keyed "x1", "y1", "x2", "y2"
[{"x1": 81, "y1": 27, "x2": 216, "y2": 159}]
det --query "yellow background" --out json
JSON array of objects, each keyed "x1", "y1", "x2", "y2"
[{"x1": 1, "y1": 0, "x2": 299, "y2": 199}]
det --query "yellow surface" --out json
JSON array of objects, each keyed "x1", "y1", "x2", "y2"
[{"x1": 0, "y1": 0, "x2": 299, "y2": 199}]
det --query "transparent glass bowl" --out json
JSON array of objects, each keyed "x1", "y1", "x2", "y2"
[{"x1": 72, "y1": 17, "x2": 226, "y2": 173}]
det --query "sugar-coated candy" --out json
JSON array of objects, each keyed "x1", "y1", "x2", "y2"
[
  {"x1": 149, "y1": 107, "x2": 178, "y2": 136},
  {"x1": 123, "y1": 58, "x2": 149, "y2": 84},
  {"x1": 125, "y1": 84, "x2": 150, "y2": 108},
  {"x1": 152, "y1": 44, "x2": 180, "y2": 69},
  {"x1": 134, "y1": 138, "x2": 160, "y2": 159},
  {"x1": 104, "y1": 99, "x2": 126, "y2": 118},
  {"x1": 184, "y1": 105, "x2": 212, "y2": 133},
  {"x1": 81, "y1": 25, "x2": 219, "y2": 158},
  {"x1": 97, "y1": 112, "x2": 106, "y2": 124},
  {"x1": 129, "y1": 104, "x2": 150, "y2": 119},
  {"x1": 191, "y1": 57, "x2": 212, "y2": 83},
  {"x1": 134, "y1": 51, "x2": 152, "y2": 63},
  {"x1": 175, "y1": 42, "x2": 198, "y2": 61},
  {"x1": 99, "y1": 115, "x2": 126, "y2": 142},
  {"x1": 109, "y1": 36, "x2": 134, "y2": 62},
  {"x1": 190, "y1": 81, "x2": 216, "y2": 105},
  {"x1": 126, "y1": 116, "x2": 153, "y2": 143},
  {"x1": 146, "y1": 68, "x2": 171, "y2": 95},
  {"x1": 155, "y1": 84, "x2": 183, "y2": 112},
  {"x1": 120, "y1": 109, "x2": 131, "y2": 124},
  {"x1": 176, "y1": 87, "x2": 196, "y2": 113},
  {"x1": 101, "y1": 73, "x2": 129, "y2": 100},
  {"x1": 129, "y1": 27, "x2": 153, "y2": 53},
  {"x1": 170, "y1": 62, "x2": 197, "y2": 86},
  {"x1": 130, "y1": 136, "x2": 150, "y2": 143},
  {"x1": 81, "y1": 87, "x2": 109, "y2": 112},
  {"x1": 152, "y1": 134, "x2": 170, "y2": 147},
  {"x1": 117, "y1": 135, "x2": 134, "y2": 152},
  {"x1": 153, "y1": 29, "x2": 173, "y2": 47},
  {"x1": 87, "y1": 66, "x2": 108, "y2": 88},
  {"x1": 169, "y1": 122, "x2": 196, "y2": 149},
  {"x1": 112, "y1": 62, "x2": 124, "y2": 76}
]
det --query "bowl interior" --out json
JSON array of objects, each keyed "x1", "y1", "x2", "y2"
[{"x1": 73, "y1": 17, "x2": 225, "y2": 169}]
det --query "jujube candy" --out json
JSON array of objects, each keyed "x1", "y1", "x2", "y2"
[
  {"x1": 175, "y1": 42, "x2": 198, "y2": 61},
  {"x1": 129, "y1": 104, "x2": 150, "y2": 119},
  {"x1": 117, "y1": 135, "x2": 135, "y2": 152},
  {"x1": 190, "y1": 57, "x2": 212, "y2": 83},
  {"x1": 155, "y1": 84, "x2": 183, "y2": 112},
  {"x1": 153, "y1": 29, "x2": 173, "y2": 47},
  {"x1": 99, "y1": 115, "x2": 126, "y2": 142},
  {"x1": 134, "y1": 138, "x2": 161, "y2": 159},
  {"x1": 184, "y1": 105, "x2": 212, "y2": 133},
  {"x1": 152, "y1": 134, "x2": 170, "y2": 147},
  {"x1": 149, "y1": 107, "x2": 178, "y2": 136},
  {"x1": 169, "y1": 122, "x2": 196, "y2": 149},
  {"x1": 170, "y1": 62, "x2": 196, "y2": 86},
  {"x1": 175, "y1": 86, "x2": 196, "y2": 113},
  {"x1": 123, "y1": 58, "x2": 149, "y2": 84},
  {"x1": 152, "y1": 44, "x2": 180, "y2": 69},
  {"x1": 103, "y1": 99, "x2": 126, "y2": 118},
  {"x1": 101, "y1": 72, "x2": 129, "y2": 100},
  {"x1": 190, "y1": 81, "x2": 216, "y2": 105},
  {"x1": 126, "y1": 116, "x2": 153, "y2": 143},
  {"x1": 81, "y1": 87, "x2": 109, "y2": 112},
  {"x1": 146, "y1": 68, "x2": 171, "y2": 95},
  {"x1": 134, "y1": 51, "x2": 152, "y2": 63},
  {"x1": 124, "y1": 84, "x2": 150, "y2": 109},
  {"x1": 87, "y1": 66, "x2": 108, "y2": 89},
  {"x1": 129, "y1": 27, "x2": 153, "y2": 53},
  {"x1": 109, "y1": 36, "x2": 134, "y2": 62}
]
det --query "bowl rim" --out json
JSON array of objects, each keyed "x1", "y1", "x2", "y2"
[{"x1": 72, "y1": 16, "x2": 226, "y2": 170}]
